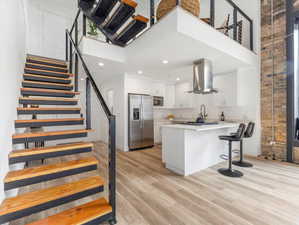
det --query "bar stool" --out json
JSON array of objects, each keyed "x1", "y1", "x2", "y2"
[
  {"x1": 218, "y1": 123, "x2": 246, "y2": 177},
  {"x1": 232, "y1": 122, "x2": 255, "y2": 167}
]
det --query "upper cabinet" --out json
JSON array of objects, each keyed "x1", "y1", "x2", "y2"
[
  {"x1": 174, "y1": 82, "x2": 194, "y2": 108},
  {"x1": 213, "y1": 73, "x2": 237, "y2": 107},
  {"x1": 164, "y1": 85, "x2": 175, "y2": 107}
]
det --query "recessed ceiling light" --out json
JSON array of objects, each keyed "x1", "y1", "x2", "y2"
[
  {"x1": 162, "y1": 60, "x2": 169, "y2": 64},
  {"x1": 80, "y1": 78, "x2": 85, "y2": 81},
  {"x1": 176, "y1": 77, "x2": 180, "y2": 81},
  {"x1": 137, "y1": 70, "x2": 143, "y2": 74},
  {"x1": 98, "y1": 62, "x2": 104, "y2": 67}
]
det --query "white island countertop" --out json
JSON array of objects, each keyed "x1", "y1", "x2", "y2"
[
  {"x1": 161, "y1": 122, "x2": 239, "y2": 132},
  {"x1": 161, "y1": 122, "x2": 239, "y2": 176}
]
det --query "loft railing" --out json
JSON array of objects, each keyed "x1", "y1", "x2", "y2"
[
  {"x1": 73, "y1": 0, "x2": 253, "y2": 51},
  {"x1": 147, "y1": 0, "x2": 254, "y2": 51},
  {"x1": 66, "y1": 9, "x2": 116, "y2": 224}
]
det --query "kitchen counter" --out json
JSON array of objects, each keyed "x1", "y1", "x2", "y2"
[
  {"x1": 161, "y1": 122, "x2": 239, "y2": 176},
  {"x1": 162, "y1": 122, "x2": 238, "y2": 131}
]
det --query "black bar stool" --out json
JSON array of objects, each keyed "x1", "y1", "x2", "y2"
[
  {"x1": 232, "y1": 122, "x2": 255, "y2": 167},
  {"x1": 218, "y1": 123, "x2": 246, "y2": 177}
]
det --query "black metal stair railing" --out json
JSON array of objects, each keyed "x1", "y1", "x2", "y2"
[{"x1": 66, "y1": 10, "x2": 117, "y2": 224}]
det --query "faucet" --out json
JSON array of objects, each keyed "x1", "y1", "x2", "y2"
[{"x1": 200, "y1": 104, "x2": 208, "y2": 121}]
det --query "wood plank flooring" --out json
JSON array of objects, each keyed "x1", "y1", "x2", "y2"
[{"x1": 10, "y1": 142, "x2": 299, "y2": 225}]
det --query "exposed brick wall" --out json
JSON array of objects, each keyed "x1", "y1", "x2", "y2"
[
  {"x1": 261, "y1": 0, "x2": 287, "y2": 160},
  {"x1": 261, "y1": 0, "x2": 299, "y2": 161}
]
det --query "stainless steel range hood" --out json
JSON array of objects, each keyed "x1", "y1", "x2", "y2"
[{"x1": 189, "y1": 59, "x2": 218, "y2": 94}]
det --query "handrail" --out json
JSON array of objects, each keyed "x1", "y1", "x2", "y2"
[
  {"x1": 70, "y1": 10, "x2": 81, "y2": 34},
  {"x1": 224, "y1": 0, "x2": 252, "y2": 23},
  {"x1": 66, "y1": 30, "x2": 113, "y2": 118},
  {"x1": 66, "y1": 9, "x2": 116, "y2": 224}
]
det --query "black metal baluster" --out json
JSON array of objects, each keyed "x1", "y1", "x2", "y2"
[
  {"x1": 233, "y1": 7, "x2": 238, "y2": 41},
  {"x1": 210, "y1": 0, "x2": 215, "y2": 27},
  {"x1": 65, "y1": 30, "x2": 69, "y2": 61},
  {"x1": 109, "y1": 116, "x2": 116, "y2": 224},
  {"x1": 75, "y1": 20, "x2": 78, "y2": 47},
  {"x1": 69, "y1": 41, "x2": 73, "y2": 73},
  {"x1": 75, "y1": 53, "x2": 79, "y2": 92},
  {"x1": 83, "y1": 14, "x2": 87, "y2": 36},
  {"x1": 86, "y1": 77, "x2": 91, "y2": 130},
  {"x1": 250, "y1": 20, "x2": 253, "y2": 51},
  {"x1": 150, "y1": 0, "x2": 155, "y2": 26}
]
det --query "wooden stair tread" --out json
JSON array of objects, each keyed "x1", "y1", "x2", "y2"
[
  {"x1": 26, "y1": 63, "x2": 68, "y2": 70},
  {"x1": 5, "y1": 157, "x2": 98, "y2": 183},
  {"x1": 24, "y1": 74, "x2": 72, "y2": 81},
  {"x1": 17, "y1": 107, "x2": 80, "y2": 112},
  {"x1": 26, "y1": 198, "x2": 112, "y2": 225},
  {"x1": 21, "y1": 88, "x2": 80, "y2": 95},
  {"x1": 23, "y1": 80, "x2": 73, "y2": 88},
  {"x1": 9, "y1": 142, "x2": 93, "y2": 158},
  {"x1": 15, "y1": 118, "x2": 84, "y2": 124},
  {"x1": 134, "y1": 14, "x2": 149, "y2": 23},
  {"x1": 12, "y1": 129, "x2": 94, "y2": 139},
  {"x1": 19, "y1": 97, "x2": 78, "y2": 102},
  {"x1": 27, "y1": 56, "x2": 67, "y2": 65},
  {"x1": 122, "y1": 0, "x2": 137, "y2": 8},
  {"x1": 0, "y1": 176, "x2": 104, "y2": 217},
  {"x1": 25, "y1": 68, "x2": 74, "y2": 77}
]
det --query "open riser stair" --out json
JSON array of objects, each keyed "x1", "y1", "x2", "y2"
[
  {"x1": 0, "y1": 54, "x2": 116, "y2": 224},
  {"x1": 23, "y1": 74, "x2": 72, "y2": 84},
  {"x1": 23, "y1": 81, "x2": 73, "y2": 91},
  {"x1": 79, "y1": 0, "x2": 149, "y2": 46},
  {"x1": 27, "y1": 56, "x2": 68, "y2": 68},
  {"x1": 26, "y1": 63, "x2": 69, "y2": 73}
]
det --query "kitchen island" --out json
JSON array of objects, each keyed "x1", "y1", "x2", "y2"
[{"x1": 161, "y1": 122, "x2": 239, "y2": 176}]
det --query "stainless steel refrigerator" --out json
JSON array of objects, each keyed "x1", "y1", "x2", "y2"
[{"x1": 128, "y1": 94, "x2": 154, "y2": 150}]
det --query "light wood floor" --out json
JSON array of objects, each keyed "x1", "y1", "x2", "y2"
[{"x1": 10, "y1": 142, "x2": 299, "y2": 225}]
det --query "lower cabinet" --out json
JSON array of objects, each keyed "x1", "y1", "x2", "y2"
[{"x1": 154, "y1": 121, "x2": 172, "y2": 144}]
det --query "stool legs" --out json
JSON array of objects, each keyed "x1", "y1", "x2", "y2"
[
  {"x1": 232, "y1": 140, "x2": 253, "y2": 167},
  {"x1": 218, "y1": 140, "x2": 243, "y2": 177}
]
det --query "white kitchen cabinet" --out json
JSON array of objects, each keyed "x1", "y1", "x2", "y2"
[
  {"x1": 164, "y1": 85, "x2": 175, "y2": 107},
  {"x1": 152, "y1": 83, "x2": 165, "y2": 97},
  {"x1": 213, "y1": 73, "x2": 237, "y2": 107},
  {"x1": 154, "y1": 120, "x2": 172, "y2": 144},
  {"x1": 175, "y1": 82, "x2": 194, "y2": 108}
]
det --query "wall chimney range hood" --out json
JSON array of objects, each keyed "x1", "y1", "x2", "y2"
[{"x1": 188, "y1": 59, "x2": 218, "y2": 94}]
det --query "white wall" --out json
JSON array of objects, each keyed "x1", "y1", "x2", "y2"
[
  {"x1": 26, "y1": 0, "x2": 77, "y2": 60},
  {"x1": 0, "y1": 0, "x2": 27, "y2": 203},
  {"x1": 96, "y1": 77, "x2": 126, "y2": 151}
]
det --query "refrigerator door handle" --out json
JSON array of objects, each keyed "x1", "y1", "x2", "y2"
[{"x1": 140, "y1": 104, "x2": 143, "y2": 128}]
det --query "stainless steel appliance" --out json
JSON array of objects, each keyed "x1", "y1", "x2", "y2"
[
  {"x1": 188, "y1": 58, "x2": 218, "y2": 94},
  {"x1": 128, "y1": 94, "x2": 154, "y2": 150},
  {"x1": 153, "y1": 96, "x2": 164, "y2": 106}
]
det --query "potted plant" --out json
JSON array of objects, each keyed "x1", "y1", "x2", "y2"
[{"x1": 87, "y1": 20, "x2": 98, "y2": 37}]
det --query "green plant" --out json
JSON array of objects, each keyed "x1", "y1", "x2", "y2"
[{"x1": 88, "y1": 20, "x2": 98, "y2": 36}]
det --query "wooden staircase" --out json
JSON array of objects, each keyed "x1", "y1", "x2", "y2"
[
  {"x1": 0, "y1": 55, "x2": 114, "y2": 224},
  {"x1": 79, "y1": 0, "x2": 149, "y2": 46}
]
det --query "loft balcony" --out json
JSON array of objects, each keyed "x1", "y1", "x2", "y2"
[{"x1": 80, "y1": 9, "x2": 257, "y2": 80}]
